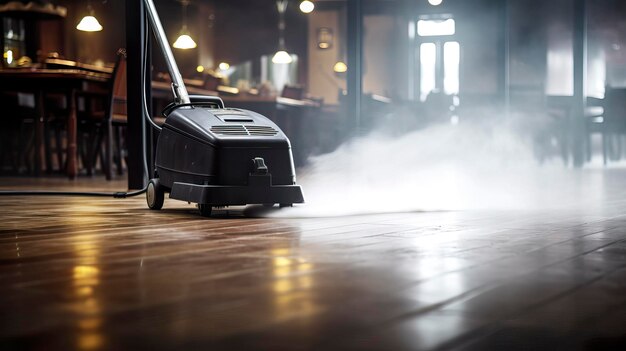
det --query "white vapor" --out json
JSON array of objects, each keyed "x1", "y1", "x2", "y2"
[{"x1": 266, "y1": 118, "x2": 607, "y2": 218}]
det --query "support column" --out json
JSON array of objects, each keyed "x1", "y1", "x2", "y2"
[
  {"x1": 126, "y1": 0, "x2": 148, "y2": 189},
  {"x1": 346, "y1": 0, "x2": 363, "y2": 133},
  {"x1": 572, "y1": 0, "x2": 587, "y2": 167},
  {"x1": 499, "y1": 0, "x2": 510, "y2": 117}
]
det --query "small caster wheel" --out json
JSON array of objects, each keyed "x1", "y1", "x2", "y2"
[
  {"x1": 279, "y1": 203, "x2": 293, "y2": 208},
  {"x1": 146, "y1": 179, "x2": 164, "y2": 210},
  {"x1": 198, "y1": 204, "x2": 212, "y2": 217}
]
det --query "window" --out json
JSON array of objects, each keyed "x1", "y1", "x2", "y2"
[
  {"x1": 443, "y1": 41, "x2": 460, "y2": 95},
  {"x1": 417, "y1": 19, "x2": 455, "y2": 37},
  {"x1": 420, "y1": 43, "x2": 437, "y2": 101}
]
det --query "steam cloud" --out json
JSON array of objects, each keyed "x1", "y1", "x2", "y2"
[{"x1": 264, "y1": 113, "x2": 611, "y2": 218}]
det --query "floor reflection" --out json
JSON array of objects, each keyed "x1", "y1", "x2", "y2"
[
  {"x1": 271, "y1": 247, "x2": 320, "y2": 322},
  {"x1": 71, "y1": 229, "x2": 103, "y2": 350}
]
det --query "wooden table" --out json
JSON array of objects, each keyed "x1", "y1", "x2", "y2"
[{"x1": 0, "y1": 69, "x2": 110, "y2": 179}]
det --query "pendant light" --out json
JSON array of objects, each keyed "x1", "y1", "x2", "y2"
[
  {"x1": 76, "y1": 1, "x2": 103, "y2": 32},
  {"x1": 299, "y1": 1, "x2": 314, "y2": 14},
  {"x1": 272, "y1": 0, "x2": 292, "y2": 64},
  {"x1": 173, "y1": 0, "x2": 197, "y2": 49}
]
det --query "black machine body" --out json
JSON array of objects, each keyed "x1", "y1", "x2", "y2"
[{"x1": 146, "y1": 95, "x2": 304, "y2": 216}]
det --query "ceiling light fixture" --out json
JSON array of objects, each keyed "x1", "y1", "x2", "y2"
[
  {"x1": 299, "y1": 1, "x2": 314, "y2": 14},
  {"x1": 76, "y1": 1, "x2": 103, "y2": 32},
  {"x1": 272, "y1": 0, "x2": 293, "y2": 64},
  {"x1": 428, "y1": 0, "x2": 443, "y2": 6},
  {"x1": 173, "y1": 0, "x2": 197, "y2": 49}
]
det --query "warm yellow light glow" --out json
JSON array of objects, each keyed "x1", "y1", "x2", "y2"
[
  {"x1": 333, "y1": 61, "x2": 347, "y2": 73},
  {"x1": 73, "y1": 265, "x2": 99, "y2": 287},
  {"x1": 274, "y1": 256, "x2": 292, "y2": 267},
  {"x1": 274, "y1": 266, "x2": 292, "y2": 277},
  {"x1": 299, "y1": 0, "x2": 315, "y2": 13},
  {"x1": 218, "y1": 62, "x2": 230, "y2": 70},
  {"x1": 271, "y1": 248, "x2": 290, "y2": 256},
  {"x1": 76, "y1": 15, "x2": 103, "y2": 32},
  {"x1": 196, "y1": 65, "x2": 204, "y2": 73},
  {"x1": 273, "y1": 279, "x2": 293, "y2": 293},
  {"x1": 5, "y1": 50, "x2": 13, "y2": 65},
  {"x1": 74, "y1": 265, "x2": 99, "y2": 279},
  {"x1": 76, "y1": 286, "x2": 94, "y2": 297},
  {"x1": 272, "y1": 50, "x2": 293, "y2": 64},
  {"x1": 428, "y1": 0, "x2": 443, "y2": 5},
  {"x1": 298, "y1": 263, "x2": 313, "y2": 271},
  {"x1": 173, "y1": 33, "x2": 197, "y2": 49},
  {"x1": 318, "y1": 42, "x2": 329, "y2": 49},
  {"x1": 78, "y1": 333, "x2": 103, "y2": 350},
  {"x1": 78, "y1": 318, "x2": 102, "y2": 330}
]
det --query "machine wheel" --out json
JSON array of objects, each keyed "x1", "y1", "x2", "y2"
[
  {"x1": 198, "y1": 204, "x2": 212, "y2": 217},
  {"x1": 279, "y1": 203, "x2": 293, "y2": 208},
  {"x1": 146, "y1": 179, "x2": 165, "y2": 210}
]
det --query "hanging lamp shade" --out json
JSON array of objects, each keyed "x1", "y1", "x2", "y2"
[
  {"x1": 76, "y1": 4, "x2": 102, "y2": 32},
  {"x1": 173, "y1": 34, "x2": 196, "y2": 49},
  {"x1": 173, "y1": 26, "x2": 197, "y2": 49},
  {"x1": 173, "y1": 1, "x2": 197, "y2": 49},
  {"x1": 77, "y1": 15, "x2": 102, "y2": 32},
  {"x1": 272, "y1": 1, "x2": 292, "y2": 64},
  {"x1": 272, "y1": 50, "x2": 292, "y2": 64}
]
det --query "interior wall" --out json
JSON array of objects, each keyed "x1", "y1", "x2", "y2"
[
  {"x1": 307, "y1": 9, "x2": 343, "y2": 104},
  {"x1": 362, "y1": 15, "x2": 396, "y2": 98},
  {"x1": 455, "y1": 0, "x2": 499, "y2": 97}
]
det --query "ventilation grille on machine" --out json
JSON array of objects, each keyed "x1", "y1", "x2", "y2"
[
  {"x1": 211, "y1": 125, "x2": 278, "y2": 136},
  {"x1": 246, "y1": 125, "x2": 279, "y2": 136}
]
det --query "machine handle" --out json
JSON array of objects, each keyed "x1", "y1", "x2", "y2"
[{"x1": 143, "y1": 0, "x2": 190, "y2": 104}]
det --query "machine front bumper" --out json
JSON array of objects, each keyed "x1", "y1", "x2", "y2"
[{"x1": 169, "y1": 174, "x2": 304, "y2": 206}]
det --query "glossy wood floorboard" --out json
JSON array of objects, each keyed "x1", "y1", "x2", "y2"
[{"x1": 1, "y1": 175, "x2": 626, "y2": 350}]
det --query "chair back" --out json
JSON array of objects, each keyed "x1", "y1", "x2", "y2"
[
  {"x1": 281, "y1": 85, "x2": 304, "y2": 100},
  {"x1": 604, "y1": 87, "x2": 626, "y2": 131},
  {"x1": 108, "y1": 49, "x2": 128, "y2": 120},
  {"x1": 203, "y1": 74, "x2": 221, "y2": 92}
]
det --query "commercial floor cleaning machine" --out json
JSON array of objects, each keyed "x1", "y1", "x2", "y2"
[
  {"x1": 143, "y1": 0, "x2": 304, "y2": 216},
  {"x1": 0, "y1": 0, "x2": 304, "y2": 217}
]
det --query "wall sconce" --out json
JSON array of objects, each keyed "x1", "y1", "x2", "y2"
[
  {"x1": 317, "y1": 27, "x2": 333, "y2": 50},
  {"x1": 333, "y1": 61, "x2": 347, "y2": 73}
]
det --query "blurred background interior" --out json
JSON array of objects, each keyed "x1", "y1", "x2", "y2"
[{"x1": 1, "y1": 0, "x2": 625, "y2": 186}]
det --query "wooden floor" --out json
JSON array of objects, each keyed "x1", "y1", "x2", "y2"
[{"x1": 1, "y1": 174, "x2": 626, "y2": 350}]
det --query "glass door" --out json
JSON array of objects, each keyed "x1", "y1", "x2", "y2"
[{"x1": 415, "y1": 18, "x2": 460, "y2": 101}]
